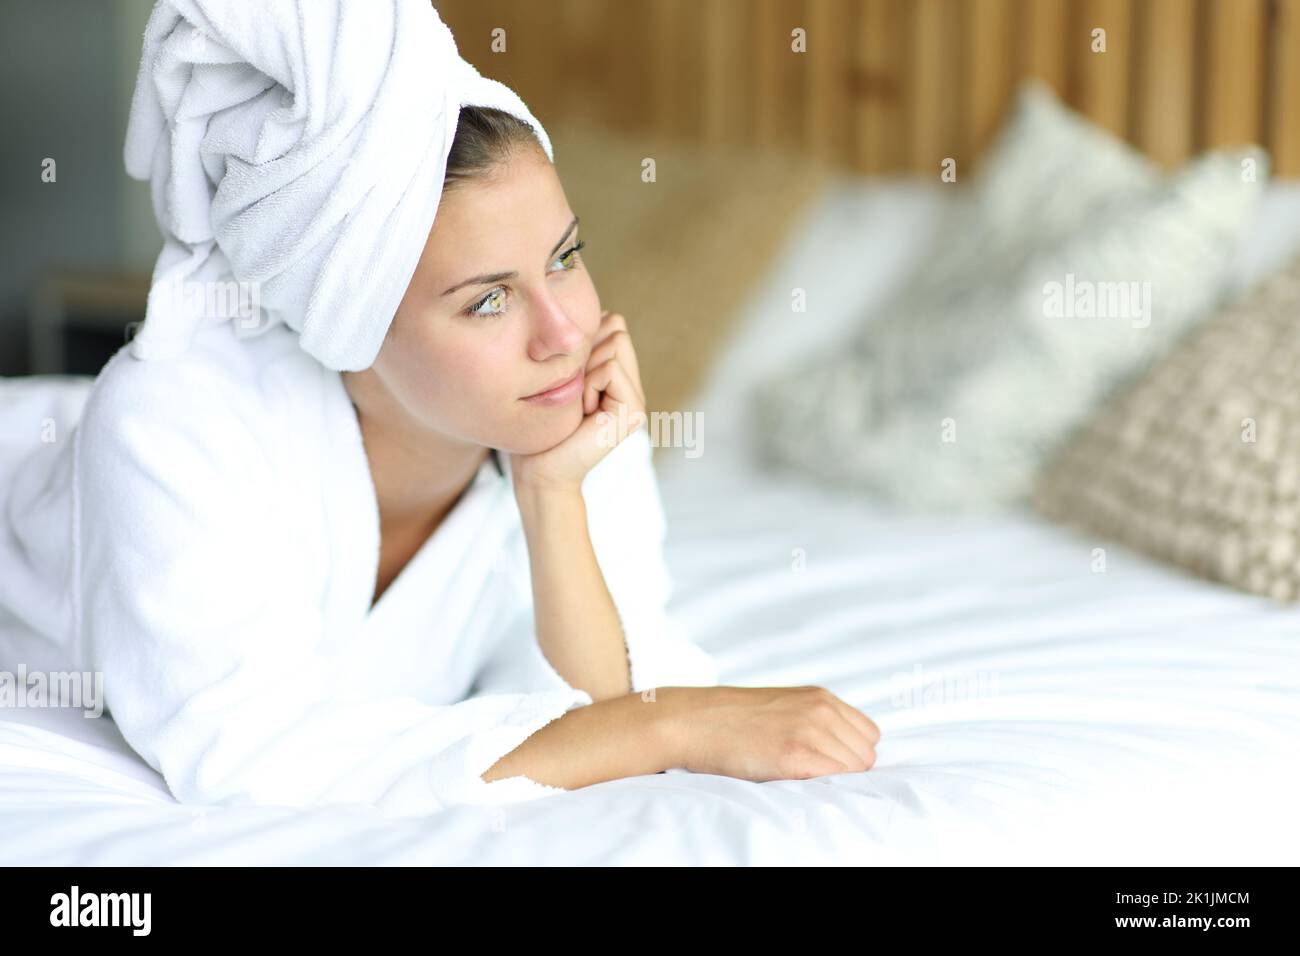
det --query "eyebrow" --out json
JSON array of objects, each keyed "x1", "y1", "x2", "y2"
[{"x1": 441, "y1": 215, "x2": 580, "y2": 297}]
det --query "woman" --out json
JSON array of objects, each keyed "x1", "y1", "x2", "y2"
[{"x1": 0, "y1": 1, "x2": 879, "y2": 816}]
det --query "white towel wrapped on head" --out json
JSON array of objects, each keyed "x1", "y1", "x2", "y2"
[{"x1": 124, "y1": 0, "x2": 554, "y2": 371}]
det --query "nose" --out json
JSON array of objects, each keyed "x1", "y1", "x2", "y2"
[{"x1": 526, "y1": 287, "x2": 586, "y2": 361}]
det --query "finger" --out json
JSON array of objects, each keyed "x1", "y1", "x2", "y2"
[
  {"x1": 582, "y1": 358, "x2": 640, "y2": 419},
  {"x1": 599, "y1": 310, "x2": 627, "y2": 335},
  {"x1": 606, "y1": 322, "x2": 640, "y2": 386},
  {"x1": 822, "y1": 707, "x2": 878, "y2": 767},
  {"x1": 586, "y1": 327, "x2": 642, "y2": 397},
  {"x1": 585, "y1": 331, "x2": 621, "y2": 373},
  {"x1": 826, "y1": 695, "x2": 882, "y2": 746},
  {"x1": 807, "y1": 727, "x2": 867, "y2": 775},
  {"x1": 592, "y1": 358, "x2": 646, "y2": 434},
  {"x1": 597, "y1": 354, "x2": 644, "y2": 412},
  {"x1": 582, "y1": 360, "x2": 612, "y2": 416},
  {"x1": 589, "y1": 311, "x2": 624, "y2": 353},
  {"x1": 802, "y1": 691, "x2": 876, "y2": 767},
  {"x1": 591, "y1": 316, "x2": 641, "y2": 382}
]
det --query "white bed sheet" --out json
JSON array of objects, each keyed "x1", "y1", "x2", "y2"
[{"x1": 2, "y1": 176, "x2": 1298, "y2": 865}]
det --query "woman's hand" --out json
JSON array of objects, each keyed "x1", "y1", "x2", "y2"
[
  {"x1": 660, "y1": 685, "x2": 881, "y2": 781},
  {"x1": 508, "y1": 310, "x2": 647, "y2": 494}
]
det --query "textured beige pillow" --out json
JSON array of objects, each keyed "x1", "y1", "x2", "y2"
[{"x1": 1030, "y1": 253, "x2": 1300, "y2": 602}]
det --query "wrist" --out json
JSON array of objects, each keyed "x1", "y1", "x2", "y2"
[
  {"x1": 512, "y1": 475, "x2": 584, "y2": 510},
  {"x1": 638, "y1": 685, "x2": 699, "y2": 773},
  {"x1": 513, "y1": 479, "x2": 586, "y2": 540}
]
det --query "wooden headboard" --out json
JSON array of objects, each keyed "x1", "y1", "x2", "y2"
[{"x1": 437, "y1": 0, "x2": 1300, "y2": 176}]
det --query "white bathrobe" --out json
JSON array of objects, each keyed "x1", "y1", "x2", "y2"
[{"x1": 0, "y1": 319, "x2": 718, "y2": 816}]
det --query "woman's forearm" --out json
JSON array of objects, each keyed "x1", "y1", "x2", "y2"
[
  {"x1": 480, "y1": 686, "x2": 690, "y2": 789},
  {"x1": 514, "y1": 481, "x2": 632, "y2": 702}
]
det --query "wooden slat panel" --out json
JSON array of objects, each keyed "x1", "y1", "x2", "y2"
[
  {"x1": 908, "y1": 0, "x2": 963, "y2": 170},
  {"x1": 431, "y1": 3, "x2": 485, "y2": 63},
  {"x1": 555, "y1": 0, "x2": 607, "y2": 124},
  {"x1": 1270, "y1": 0, "x2": 1300, "y2": 176},
  {"x1": 595, "y1": 1, "x2": 651, "y2": 134},
  {"x1": 649, "y1": 0, "x2": 704, "y2": 141},
  {"x1": 702, "y1": 0, "x2": 747, "y2": 146},
  {"x1": 908, "y1": 0, "x2": 944, "y2": 167},
  {"x1": 800, "y1": 0, "x2": 852, "y2": 162},
  {"x1": 1071, "y1": 0, "x2": 1132, "y2": 138},
  {"x1": 751, "y1": 0, "x2": 811, "y2": 150},
  {"x1": 729, "y1": 0, "x2": 758, "y2": 146},
  {"x1": 852, "y1": 0, "x2": 908, "y2": 172},
  {"x1": 434, "y1": 2, "x2": 489, "y2": 56},
  {"x1": 1021, "y1": 0, "x2": 1070, "y2": 95},
  {"x1": 1133, "y1": 0, "x2": 1196, "y2": 166},
  {"x1": 1201, "y1": 0, "x2": 1268, "y2": 149},
  {"x1": 782, "y1": 0, "x2": 813, "y2": 151},
  {"x1": 505, "y1": 0, "x2": 552, "y2": 122},
  {"x1": 753, "y1": 0, "x2": 785, "y2": 147},
  {"x1": 446, "y1": 0, "x2": 561, "y2": 127},
  {"x1": 648, "y1": 0, "x2": 674, "y2": 139},
  {"x1": 965, "y1": 0, "x2": 1017, "y2": 159},
  {"x1": 440, "y1": 0, "x2": 1300, "y2": 178}
]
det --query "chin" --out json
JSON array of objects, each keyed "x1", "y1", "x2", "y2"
[{"x1": 500, "y1": 402, "x2": 585, "y2": 455}]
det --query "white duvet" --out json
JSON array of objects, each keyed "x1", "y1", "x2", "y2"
[{"x1": 2, "y1": 178, "x2": 1298, "y2": 865}]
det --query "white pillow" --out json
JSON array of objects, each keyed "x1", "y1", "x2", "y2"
[{"x1": 751, "y1": 81, "x2": 1269, "y2": 511}]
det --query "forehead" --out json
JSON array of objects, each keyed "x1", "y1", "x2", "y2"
[{"x1": 429, "y1": 151, "x2": 569, "y2": 259}]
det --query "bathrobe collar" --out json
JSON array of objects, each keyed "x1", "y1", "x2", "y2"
[{"x1": 320, "y1": 369, "x2": 510, "y2": 645}]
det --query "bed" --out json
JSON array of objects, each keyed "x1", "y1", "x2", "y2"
[{"x1": 2, "y1": 177, "x2": 1299, "y2": 865}]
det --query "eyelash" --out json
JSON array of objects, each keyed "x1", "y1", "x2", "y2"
[{"x1": 463, "y1": 240, "x2": 587, "y2": 320}]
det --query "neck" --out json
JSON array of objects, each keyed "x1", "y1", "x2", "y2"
[{"x1": 342, "y1": 375, "x2": 488, "y2": 531}]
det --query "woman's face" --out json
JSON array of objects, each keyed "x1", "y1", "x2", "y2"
[{"x1": 357, "y1": 147, "x2": 601, "y2": 455}]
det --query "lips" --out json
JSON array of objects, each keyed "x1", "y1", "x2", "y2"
[{"x1": 522, "y1": 368, "x2": 581, "y2": 399}]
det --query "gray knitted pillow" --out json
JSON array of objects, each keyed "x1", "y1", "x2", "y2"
[{"x1": 751, "y1": 81, "x2": 1268, "y2": 511}]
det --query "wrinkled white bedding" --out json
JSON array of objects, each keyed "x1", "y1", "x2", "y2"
[{"x1": 2, "y1": 177, "x2": 1298, "y2": 864}]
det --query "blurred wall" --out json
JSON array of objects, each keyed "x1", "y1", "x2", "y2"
[{"x1": 0, "y1": 0, "x2": 156, "y2": 375}]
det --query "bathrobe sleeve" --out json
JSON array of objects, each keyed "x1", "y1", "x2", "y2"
[{"x1": 72, "y1": 362, "x2": 592, "y2": 817}]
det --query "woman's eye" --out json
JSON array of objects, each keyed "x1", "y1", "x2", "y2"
[
  {"x1": 552, "y1": 239, "x2": 586, "y2": 272},
  {"x1": 465, "y1": 287, "x2": 506, "y2": 318}
]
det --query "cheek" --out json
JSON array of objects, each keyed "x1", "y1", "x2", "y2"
[
  {"x1": 571, "y1": 276, "x2": 602, "y2": 335},
  {"x1": 384, "y1": 330, "x2": 476, "y2": 412},
  {"x1": 422, "y1": 334, "x2": 515, "y2": 410}
]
